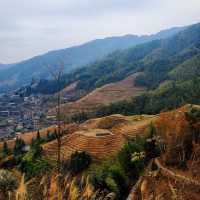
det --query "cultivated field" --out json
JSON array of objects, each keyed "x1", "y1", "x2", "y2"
[
  {"x1": 43, "y1": 114, "x2": 156, "y2": 161},
  {"x1": 49, "y1": 73, "x2": 146, "y2": 115}
]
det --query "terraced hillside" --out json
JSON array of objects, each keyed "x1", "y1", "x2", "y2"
[
  {"x1": 43, "y1": 114, "x2": 156, "y2": 161},
  {"x1": 49, "y1": 73, "x2": 146, "y2": 116},
  {"x1": 0, "y1": 123, "x2": 78, "y2": 150}
]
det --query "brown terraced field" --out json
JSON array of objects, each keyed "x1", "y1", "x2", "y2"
[
  {"x1": 43, "y1": 114, "x2": 156, "y2": 161},
  {"x1": 49, "y1": 73, "x2": 146, "y2": 116}
]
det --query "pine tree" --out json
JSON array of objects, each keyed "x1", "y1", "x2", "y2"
[
  {"x1": 2, "y1": 141, "x2": 10, "y2": 158},
  {"x1": 13, "y1": 138, "x2": 25, "y2": 157},
  {"x1": 36, "y1": 130, "x2": 41, "y2": 140}
]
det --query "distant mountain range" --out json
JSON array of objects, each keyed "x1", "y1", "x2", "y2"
[{"x1": 0, "y1": 26, "x2": 185, "y2": 93}]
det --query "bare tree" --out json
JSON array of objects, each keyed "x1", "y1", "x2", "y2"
[{"x1": 46, "y1": 63, "x2": 65, "y2": 173}]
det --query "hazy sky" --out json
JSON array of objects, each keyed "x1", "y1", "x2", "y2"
[{"x1": 1, "y1": 0, "x2": 200, "y2": 63}]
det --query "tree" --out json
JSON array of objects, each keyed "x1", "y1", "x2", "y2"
[
  {"x1": 144, "y1": 123, "x2": 161, "y2": 159},
  {"x1": 70, "y1": 151, "x2": 91, "y2": 174},
  {"x1": 36, "y1": 130, "x2": 41, "y2": 141},
  {"x1": 2, "y1": 141, "x2": 10, "y2": 158},
  {"x1": 13, "y1": 138, "x2": 25, "y2": 157},
  {"x1": 46, "y1": 63, "x2": 66, "y2": 173}
]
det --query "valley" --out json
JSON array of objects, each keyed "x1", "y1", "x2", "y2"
[{"x1": 0, "y1": 20, "x2": 200, "y2": 200}]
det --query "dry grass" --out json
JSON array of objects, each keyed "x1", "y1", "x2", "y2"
[
  {"x1": 24, "y1": 172, "x2": 112, "y2": 200},
  {"x1": 43, "y1": 114, "x2": 156, "y2": 161},
  {"x1": 49, "y1": 73, "x2": 146, "y2": 116}
]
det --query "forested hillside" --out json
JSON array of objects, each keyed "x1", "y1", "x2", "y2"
[
  {"x1": 0, "y1": 26, "x2": 183, "y2": 93},
  {"x1": 22, "y1": 23, "x2": 199, "y2": 97},
  {"x1": 42, "y1": 22, "x2": 200, "y2": 120}
]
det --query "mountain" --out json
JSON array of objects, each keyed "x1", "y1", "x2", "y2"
[
  {"x1": 26, "y1": 22, "x2": 200, "y2": 119},
  {"x1": 34, "y1": 23, "x2": 199, "y2": 93},
  {"x1": 0, "y1": 26, "x2": 184, "y2": 93},
  {"x1": 76, "y1": 22, "x2": 200, "y2": 118}
]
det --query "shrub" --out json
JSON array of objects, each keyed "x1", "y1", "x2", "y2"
[
  {"x1": 118, "y1": 136, "x2": 146, "y2": 177},
  {"x1": 89, "y1": 156, "x2": 128, "y2": 199},
  {"x1": 13, "y1": 138, "x2": 26, "y2": 157},
  {"x1": 0, "y1": 170, "x2": 18, "y2": 198},
  {"x1": 70, "y1": 151, "x2": 91, "y2": 174},
  {"x1": 1, "y1": 141, "x2": 10, "y2": 158},
  {"x1": 105, "y1": 177, "x2": 119, "y2": 196}
]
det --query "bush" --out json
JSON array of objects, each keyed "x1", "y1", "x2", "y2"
[
  {"x1": 105, "y1": 177, "x2": 119, "y2": 196},
  {"x1": 0, "y1": 170, "x2": 18, "y2": 198},
  {"x1": 19, "y1": 143, "x2": 50, "y2": 179},
  {"x1": 89, "y1": 156, "x2": 128, "y2": 199},
  {"x1": 70, "y1": 151, "x2": 91, "y2": 174},
  {"x1": 118, "y1": 136, "x2": 146, "y2": 177},
  {"x1": 13, "y1": 138, "x2": 26, "y2": 157},
  {"x1": 1, "y1": 141, "x2": 10, "y2": 158}
]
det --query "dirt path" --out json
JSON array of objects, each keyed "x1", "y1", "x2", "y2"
[{"x1": 155, "y1": 158, "x2": 200, "y2": 188}]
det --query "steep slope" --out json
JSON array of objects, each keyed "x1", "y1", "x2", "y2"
[
  {"x1": 53, "y1": 22, "x2": 200, "y2": 117},
  {"x1": 0, "y1": 26, "x2": 184, "y2": 93},
  {"x1": 24, "y1": 23, "x2": 199, "y2": 98}
]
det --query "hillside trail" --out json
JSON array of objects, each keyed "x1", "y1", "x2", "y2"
[
  {"x1": 126, "y1": 158, "x2": 200, "y2": 200},
  {"x1": 154, "y1": 158, "x2": 200, "y2": 187}
]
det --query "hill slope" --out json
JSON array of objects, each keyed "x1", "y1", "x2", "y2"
[
  {"x1": 49, "y1": 73, "x2": 146, "y2": 116},
  {"x1": 0, "y1": 27, "x2": 184, "y2": 93}
]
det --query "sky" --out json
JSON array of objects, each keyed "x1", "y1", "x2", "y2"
[{"x1": 0, "y1": 0, "x2": 200, "y2": 64}]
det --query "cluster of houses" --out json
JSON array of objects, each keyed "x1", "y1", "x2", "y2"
[{"x1": 0, "y1": 93, "x2": 56, "y2": 141}]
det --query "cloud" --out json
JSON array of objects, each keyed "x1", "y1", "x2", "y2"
[{"x1": 0, "y1": 0, "x2": 200, "y2": 63}]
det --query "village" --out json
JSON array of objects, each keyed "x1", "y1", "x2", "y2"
[{"x1": 0, "y1": 92, "x2": 57, "y2": 141}]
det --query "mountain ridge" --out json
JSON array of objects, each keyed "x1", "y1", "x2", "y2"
[{"x1": 0, "y1": 26, "x2": 184, "y2": 93}]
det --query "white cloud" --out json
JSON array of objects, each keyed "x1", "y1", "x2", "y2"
[{"x1": 0, "y1": 0, "x2": 200, "y2": 63}]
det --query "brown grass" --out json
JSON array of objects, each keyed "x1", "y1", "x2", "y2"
[
  {"x1": 49, "y1": 73, "x2": 146, "y2": 116},
  {"x1": 43, "y1": 114, "x2": 156, "y2": 161}
]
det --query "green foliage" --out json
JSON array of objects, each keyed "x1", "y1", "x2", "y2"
[
  {"x1": 20, "y1": 157, "x2": 51, "y2": 180},
  {"x1": 69, "y1": 151, "x2": 91, "y2": 174},
  {"x1": 13, "y1": 138, "x2": 26, "y2": 157},
  {"x1": 89, "y1": 156, "x2": 128, "y2": 199},
  {"x1": 88, "y1": 131, "x2": 161, "y2": 199},
  {"x1": 15, "y1": 23, "x2": 200, "y2": 98},
  {"x1": 185, "y1": 107, "x2": 200, "y2": 124},
  {"x1": 0, "y1": 170, "x2": 18, "y2": 196},
  {"x1": 36, "y1": 130, "x2": 41, "y2": 140},
  {"x1": 19, "y1": 142, "x2": 50, "y2": 179},
  {"x1": 105, "y1": 177, "x2": 119, "y2": 196},
  {"x1": 1, "y1": 141, "x2": 10, "y2": 158},
  {"x1": 185, "y1": 106, "x2": 200, "y2": 143},
  {"x1": 70, "y1": 112, "x2": 89, "y2": 123},
  {"x1": 144, "y1": 123, "x2": 161, "y2": 158},
  {"x1": 90, "y1": 76, "x2": 200, "y2": 118},
  {"x1": 118, "y1": 137, "x2": 146, "y2": 178}
]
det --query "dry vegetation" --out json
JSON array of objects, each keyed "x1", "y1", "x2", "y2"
[
  {"x1": 43, "y1": 114, "x2": 156, "y2": 161},
  {"x1": 0, "y1": 123, "x2": 78, "y2": 150},
  {"x1": 49, "y1": 73, "x2": 146, "y2": 116},
  {"x1": 1, "y1": 105, "x2": 200, "y2": 199}
]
